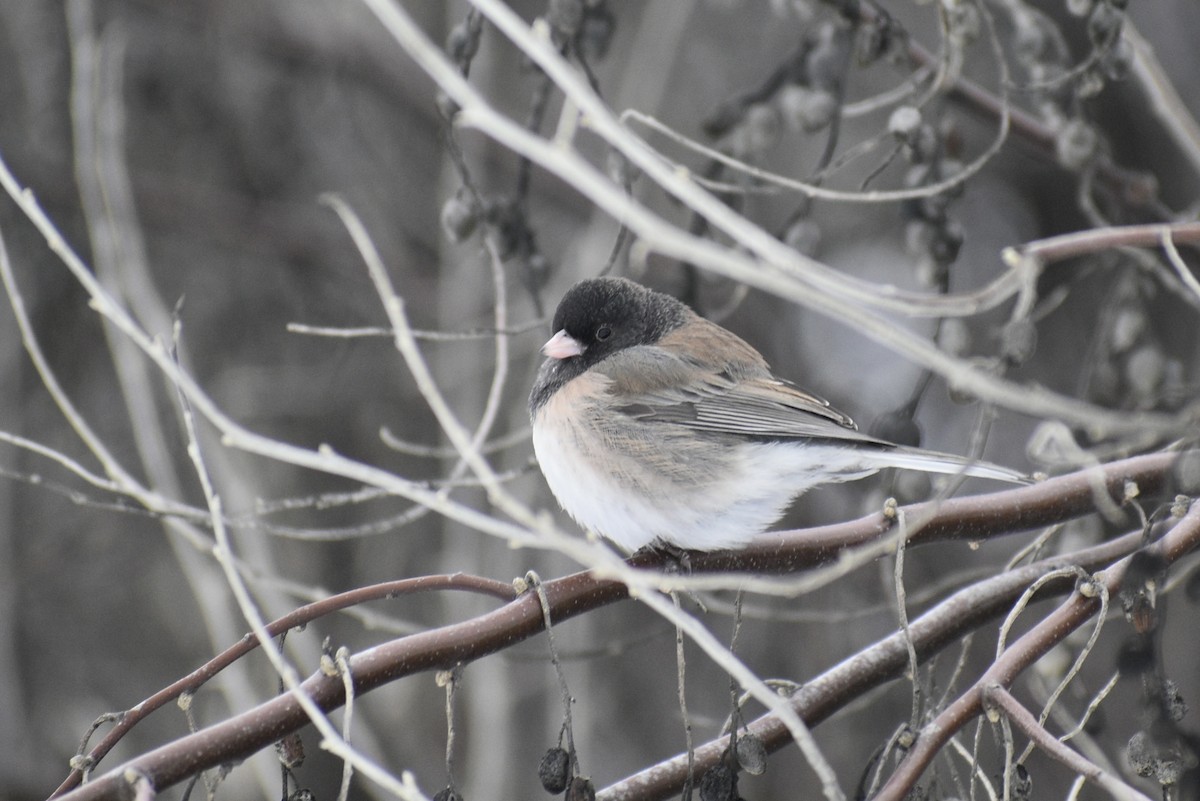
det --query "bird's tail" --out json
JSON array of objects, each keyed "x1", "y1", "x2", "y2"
[{"x1": 864, "y1": 445, "x2": 1031, "y2": 485}]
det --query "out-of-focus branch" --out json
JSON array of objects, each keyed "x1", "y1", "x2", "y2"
[
  {"x1": 1007, "y1": 221, "x2": 1200, "y2": 313},
  {"x1": 1010, "y1": 221, "x2": 1200, "y2": 265},
  {"x1": 360, "y1": 0, "x2": 1191, "y2": 440},
  {"x1": 876, "y1": 2, "x2": 1159, "y2": 207},
  {"x1": 66, "y1": 7, "x2": 296, "y2": 794},
  {"x1": 1124, "y1": 24, "x2": 1200, "y2": 182}
]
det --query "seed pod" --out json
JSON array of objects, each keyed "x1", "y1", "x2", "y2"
[
  {"x1": 440, "y1": 189, "x2": 480, "y2": 243},
  {"x1": 735, "y1": 734, "x2": 768, "y2": 776},
  {"x1": 699, "y1": 763, "x2": 737, "y2": 801},
  {"x1": 538, "y1": 747, "x2": 571, "y2": 794},
  {"x1": 778, "y1": 86, "x2": 837, "y2": 133}
]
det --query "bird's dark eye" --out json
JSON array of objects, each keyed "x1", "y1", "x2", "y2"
[{"x1": 595, "y1": 324, "x2": 613, "y2": 341}]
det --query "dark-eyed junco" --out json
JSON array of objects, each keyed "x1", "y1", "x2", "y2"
[{"x1": 529, "y1": 277, "x2": 1027, "y2": 552}]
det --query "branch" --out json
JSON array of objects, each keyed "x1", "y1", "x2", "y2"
[
  {"x1": 982, "y1": 685, "x2": 1154, "y2": 801},
  {"x1": 364, "y1": 0, "x2": 1192, "y2": 438},
  {"x1": 49, "y1": 452, "x2": 1195, "y2": 800},
  {"x1": 599, "y1": 527, "x2": 1141, "y2": 801},
  {"x1": 51, "y1": 574, "x2": 515, "y2": 796},
  {"x1": 870, "y1": 499, "x2": 1200, "y2": 800}
]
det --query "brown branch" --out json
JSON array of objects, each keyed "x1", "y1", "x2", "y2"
[
  {"x1": 712, "y1": 449, "x2": 1187, "y2": 574},
  {"x1": 1014, "y1": 221, "x2": 1200, "y2": 265},
  {"x1": 873, "y1": 4, "x2": 1161, "y2": 207},
  {"x1": 50, "y1": 573, "x2": 516, "y2": 797},
  {"x1": 48, "y1": 451, "x2": 1196, "y2": 801},
  {"x1": 870, "y1": 499, "x2": 1200, "y2": 801},
  {"x1": 982, "y1": 685, "x2": 1155, "y2": 801},
  {"x1": 599, "y1": 526, "x2": 1144, "y2": 801}
]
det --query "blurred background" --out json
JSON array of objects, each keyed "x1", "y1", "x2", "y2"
[{"x1": 1, "y1": 1, "x2": 1198, "y2": 799}]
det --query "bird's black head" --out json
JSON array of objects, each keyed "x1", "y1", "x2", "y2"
[
  {"x1": 552, "y1": 277, "x2": 688, "y2": 365},
  {"x1": 529, "y1": 277, "x2": 689, "y2": 413}
]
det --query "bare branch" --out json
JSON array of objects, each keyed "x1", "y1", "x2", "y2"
[
  {"x1": 983, "y1": 685, "x2": 1154, "y2": 801},
  {"x1": 49, "y1": 454, "x2": 1194, "y2": 800}
]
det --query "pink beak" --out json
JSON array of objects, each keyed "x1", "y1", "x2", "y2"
[{"x1": 541, "y1": 329, "x2": 585, "y2": 360}]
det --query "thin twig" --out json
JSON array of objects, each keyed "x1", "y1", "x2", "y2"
[
  {"x1": 983, "y1": 685, "x2": 1154, "y2": 801},
  {"x1": 891, "y1": 508, "x2": 922, "y2": 731},
  {"x1": 1018, "y1": 576, "x2": 1110, "y2": 764},
  {"x1": 871, "y1": 500, "x2": 1200, "y2": 801},
  {"x1": 334, "y1": 647, "x2": 356, "y2": 801},
  {"x1": 360, "y1": 0, "x2": 1189, "y2": 437},
  {"x1": 1124, "y1": 23, "x2": 1200, "y2": 181},
  {"x1": 49, "y1": 481, "x2": 1188, "y2": 801},
  {"x1": 53, "y1": 573, "x2": 514, "y2": 794},
  {"x1": 173, "y1": 336, "x2": 430, "y2": 800}
]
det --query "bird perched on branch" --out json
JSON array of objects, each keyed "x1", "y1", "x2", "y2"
[{"x1": 529, "y1": 277, "x2": 1027, "y2": 552}]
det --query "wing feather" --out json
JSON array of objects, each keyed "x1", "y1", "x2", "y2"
[{"x1": 594, "y1": 334, "x2": 890, "y2": 445}]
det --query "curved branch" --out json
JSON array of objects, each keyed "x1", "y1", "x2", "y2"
[
  {"x1": 870, "y1": 500, "x2": 1200, "y2": 800},
  {"x1": 49, "y1": 452, "x2": 1197, "y2": 800},
  {"x1": 703, "y1": 449, "x2": 1189, "y2": 574},
  {"x1": 599, "y1": 526, "x2": 1147, "y2": 801},
  {"x1": 50, "y1": 574, "x2": 516, "y2": 797},
  {"x1": 981, "y1": 685, "x2": 1154, "y2": 801}
]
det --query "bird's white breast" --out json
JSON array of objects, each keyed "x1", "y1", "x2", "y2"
[{"x1": 531, "y1": 372, "x2": 874, "y2": 551}]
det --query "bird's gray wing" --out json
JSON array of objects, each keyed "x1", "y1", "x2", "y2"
[{"x1": 595, "y1": 343, "x2": 890, "y2": 445}]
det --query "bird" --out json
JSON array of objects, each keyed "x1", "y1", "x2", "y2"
[{"x1": 529, "y1": 276, "x2": 1028, "y2": 552}]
